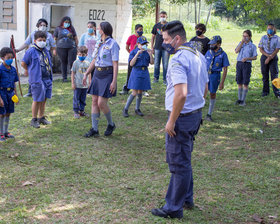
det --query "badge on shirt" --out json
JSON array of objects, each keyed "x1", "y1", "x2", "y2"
[
  {"x1": 104, "y1": 46, "x2": 109, "y2": 50},
  {"x1": 216, "y1": 63, "x2": 219, "y2": 67},
  {"x1": 103, "y1": 55, "x2": 107, "y2": 58}
]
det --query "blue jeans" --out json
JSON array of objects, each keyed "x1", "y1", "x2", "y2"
[
  {"x1": 73, "y1": 88, "x2": 87, "y2": 113},
  {"x1": 163, "y1": 111, "x2": 202, "y2": 215},
  {"x1": 154, "y1": 49, "x2": 169, "y2": 81}
]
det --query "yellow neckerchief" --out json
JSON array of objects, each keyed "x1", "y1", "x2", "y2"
[{"x1": 32, "y1": 44, "x2": 51, "y2": 72}]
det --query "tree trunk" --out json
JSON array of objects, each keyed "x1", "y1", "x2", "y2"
[
  {"x1": 198, "y1": 0, "x2": 201, "y2": 24},
  {"x1": 155, "y1": 0, "x2": 160, "y2": 24},
  {"x1": 206, "y1": 3, "x2": 212, "y2": 26},
  {"x1": 194, "y1": 0, "x2": 197, "y2": 25},
  {"x1": 187, "y1": 1, "x2": 190, "y2": 20}
]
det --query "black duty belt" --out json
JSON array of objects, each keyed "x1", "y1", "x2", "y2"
[
  {"x1": 0, "y1": 87, "x2": 13, "y2": 91},
  {"x1": 168, "y1": 108, "x2": 202, "y2": 117},
  {"x1": 96, "y1": 66, "x2": 113, "y2": 71}
]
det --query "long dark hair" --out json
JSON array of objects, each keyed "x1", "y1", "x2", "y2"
[
  {"x1": 100, "y1": 22, "x2": 113, "y2": 38},
  {"x1": 60, "y1": 16, "x2": 75, "y2": 34}
]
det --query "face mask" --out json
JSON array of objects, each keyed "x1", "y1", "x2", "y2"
[
  {"x1": 137, "y1": 31, "x2": 143, "y2": 36},
  {"x1": 142, "y1": 45, "x2": 148, "y2": 51},
  {"x1": 96, "y1": 30, "x2": 102, "y2": 40},
  {"x1": 88, "y1": 28, "x2": 94, "y2": 34},
  {"x1": 64, "y1": 22, "x2": 70, "y2": 28},
  {"x1": 5, "y1": 59, "x2": 13, "y2": 66},
  {"x1": 39, "y1": 26, "x2": 47, "y2": 32},
  {"x1": 210, "y1": 45, "x2": 218, "y2": 50},
  {"x1": 267, "y1": 29, "x2": 274, "y2": 35},
  {"x1": 78, "y1": 56, "x2": 86, "y2": 61},
  {"x1": 196, "y1": 30, "x2": 203, "y2": 36},
  {"x1": 160, "y1": 17, "x2": 166, "y2": 22},
  {"x1": 244, "y1": 37, "x2": 250, "y2": 42},
  {"x1": 36, "y1": 41, "x2": 47, "y2": 49},
  {"x1": 162, "y1": 37, "x2": 177, "y2": 54}
]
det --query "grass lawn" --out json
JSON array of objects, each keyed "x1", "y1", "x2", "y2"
[{"x1": 1, "y1": 27, "x2": 280, "y2": 223}]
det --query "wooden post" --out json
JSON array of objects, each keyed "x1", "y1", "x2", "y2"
[
  {"x1": 155, "y1": 0, "x2": 160, "y2": 24},
  {"x1": 25, "y1": 0, "x2": 29, "y2": 39}
]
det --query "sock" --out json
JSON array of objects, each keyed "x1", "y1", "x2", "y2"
[
  {"x1": 0, "y1": 117, "x2": 4, "y2": 134},
  {"x1": 238, "y1": 88, "x2": 243, "y2": 101},
  {"x1": 124, "y1": 94, "x2": 135, "y2": 110},
  {"x1": 104, "y1": 110, "x2": 114, "y2": 126},
  {"x1": 208, "y1": 99, "x2": 216, "y2": 116},
  {"x1": 135, "y1": 94, "x2": 143, "y2": 110},
  {"x1": 91, "y1": 113, "x2": 100, "y2": 131},
  {"x1": 3, "y1": 116, "x2": 10, "y2": 134},
  {"x1": 241, "y1": 89, "x2": 248, "y2": 102}
]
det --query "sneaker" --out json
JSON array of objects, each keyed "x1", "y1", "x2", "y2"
[
  {"x1": 205, "y1": 114, "x2": 213, "y2": 122},
  {"x1": 135, "y1": 109, "x2": 144, "y2": 116},
  {"x1": 261, "y1": 92, "x2": 269, "y2": 97},
  {"x1": 84, "y1": 128, "x2": 99, "y2": 138},
  {"x1": 23, "y1": 92, "x2": 32, "y2": 97},
  {"x1": 62, "y1": 78, "x2": 70, "y2": 83},
  {"x1": 239, "y1": 101, "x2": 246, "y2": 106},
  {"x1": 143, "y1": 91, "x2": 149, "y2": 97},
  {"x1": 79, "y1": 111, "x2": 89, "y2": 117},
  {"x1": 74, "y1": 113, "x2": 80, "y2": 119},
  {"x1": 0, "y1": 134, "x2": 6, "y2": 142},
  {"x1": 30, "y1": 118, "x2": 40, "y2": 128},
  {"x1": 235, "y1": 100, "x2": 241, "y2": 105},
  {"x1": 153, "y1": 78, "x2": 159, "y2": 83},
  {"x1": 119, "y1": 89, "x2": 129, "y2": 95},
  {"x1": 39, "y1": 116, "x2": 51, "y2": 125},
  {"x1": 122, "y1": 108, "x2": 129, "y2": 117},
  {"x1": 4, "y1": 132, "x2": 15, "y2": 139},
  {"x1": 104, "y1": 123, "x2": 116, "y2": 136},
  {"x1": 163, "y1": 80, "x2": 167, "y2": 85}
]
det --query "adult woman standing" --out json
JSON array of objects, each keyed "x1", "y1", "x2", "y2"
[
  {"x1": 83, "y1": 22, "x2": 120, "y2": 137},
  {"x1": 54, "y1": 16, "x2": 78, "y2": 82}
]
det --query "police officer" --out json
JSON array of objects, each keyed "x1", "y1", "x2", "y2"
[
  {"x1": 259, "y1": 23, "x2": 280, "y2": 98},
  {"x1": 83, "y1": 21, "x2": 120, "y2": 138},
  {"x1": 151, "y1": 21, "x2": 208, "y2": 219}
]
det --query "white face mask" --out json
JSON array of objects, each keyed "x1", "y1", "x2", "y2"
[
  {"x1": 37, "y1": 41, "x2": 47, "y2": 49},
  {"x1": 160, "y1": 17, "x2": 166, "y2": 22},
  {"x1": 39, "y1": 26, "x2": 47, "y2": 32}
]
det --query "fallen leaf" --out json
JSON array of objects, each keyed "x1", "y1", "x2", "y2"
[
  {"x1": 9, "y1": 153, "x2": 19, "y2": 159},
  {"x1": 268, "y1": 215, "x2": 277, "y2": 219},
  {"x1": 252, "y1": 214, "x2": 265, "y2": 223},
  {"x1": 195, "y1": 204, "x2": 204, "y2": 211},
  {"x1": 22, "y1": 181, "x2": 33, "y2": 186}
]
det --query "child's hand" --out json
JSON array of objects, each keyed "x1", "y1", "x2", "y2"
[
  {"x1": 218, "y1": 82, "x2": 224, "y2": 91},
  {"x1": 82, "y1": 74, "x2": 87, "y2": 86},
  {"x1": 16, "y1": 100, "x2": 19, "y2": 105},
  {"x1": 72, "y1": 83, "x2": 76, "y2": 90},
  {"x1": 138, "y1": 49, "x2": 144, "y2": 54},
  {"x1": 0, "y1": 98, "x2": 4, "y2": 107}
]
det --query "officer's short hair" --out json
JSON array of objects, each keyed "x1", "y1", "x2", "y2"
[
  {"x1": 34, "y1": 31, "x2": 47, "y2": 40},
  {"x1": 77, "y1": 46, "x2": 88, "y2": 54},
  {"x1": 0, "y1": 47, "x2": 14, "y2": 58},
  {"x1": 100, "y1": 21, "x2": 113, "y2": 38},
  {"x1": 195, "y1": 23, "x2": 206, "y2": 32},
  {"x1": 160, "y1": 11, "x2": 167, "y2": 15},
  {"x1": 135, "y1": 24, "x2": 143, "y2": 30},
  {"x1": 162, "y1": 20, "x2": 186, "y2": 40}
]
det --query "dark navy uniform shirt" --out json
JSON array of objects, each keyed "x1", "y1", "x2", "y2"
[
  {"x1": 0, "y1": 64, "x2": 19, "y2": 88},
  {"x1": 128, "y1": 47, "x2": 150, "y2": 67},
  {"x1": 205, "y1": 48, "x2": 230, "y2": 73}
]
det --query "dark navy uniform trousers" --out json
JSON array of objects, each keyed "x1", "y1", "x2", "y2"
[{"x1": 163, "y1": 111, "x2": 202, "y2": 215}]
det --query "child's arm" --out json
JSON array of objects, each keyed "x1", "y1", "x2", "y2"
[
  {"x1": 130, "y1": 50, "x2": 142, "y2": 67},
  {"x1": 148, "y1": 50, "x2": 154, "y2": 65},
  {"x1": 241, "y1": 56, "x2": 257, "y2": 62},
  {"x1": 21, "y1": 62, "x2": 28, "y2": 76},
  {"x1": 14, "y1": 84, "x2": 19, "y2": 104},
  {"x1": 219, "y1": 66, "x2": 228, "y2": 91},
  {"x1": 0, "y1": 96, "x2": 3, "y2": 107},
  {"x1": 71, "y1": 71, "x2": 76, "y2": 90}
]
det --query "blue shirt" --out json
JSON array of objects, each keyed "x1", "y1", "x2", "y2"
[
  {"x1": 94, "y1": 38, "x2": 120, "y2": 67},
  {"x1": 236, "y1": 41, "x2": 258, "y2": 63},
  {"x1": 22, "y1": 45, "x2": 53, "y2": 84},
  {"x1": 128, "y1": 48, "x2": 150, "y2": 67},
  {"x1": 205, "y1": 48, "x2": 230, "y2": 73},
  {"x1": 0, "y1": 64, "x2": 19, "y2": 88},
  {"x1": 165, "y1": 43, "x2": 209, "y2": 113},
  {"x1": 25, "y1": 30, "x2": 56, "y2": 51},
  {"x1": 258, "y1": 34, "x2": 280, "y2": 55},
  {"x1": 78, "y1": 33, "x2": 99, "y2": 62}
]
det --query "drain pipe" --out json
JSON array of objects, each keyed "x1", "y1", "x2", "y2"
[{"x1": 25, "y1": 0, "x2": 29, "y2": 39}]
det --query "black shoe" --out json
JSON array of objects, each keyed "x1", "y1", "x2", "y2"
[
  {"x1": 4, "y1": 132, "x2": 15, "y2": 139},
  {"x1": 239, "y1": 101, "x2": 246, "y2": 106},
  {"x1": 261, "y1": 92, "x2": 269, "y2": 97},
  {"x1": 39, "y1": 116, "x2": 51, "y2": 125},
  {"x1": 235, "y1": 100, "x2": 241, "y2": 105},
  {"x1": 135, "y1": 109, "x2": 144, "y2": 116},
  {"x1": 23, "y1": 92, "x2": 32, "y2": 97},
  {"x1": 0, "y1": 134, "x2": 6, "y2": 142},
  {"x1": 151, "y1": 208, "x2": 183, "y2": 219},
  {"x1": 30, "y1": 118, "x2": 40, "y2": 128},
  {"x1": 184, "y1": 202, "x2": 194, "y2": 210},
  {"x1": 62, "y1": 78, "x2": 69, "y2": 82},
  {"x1": 205, "y1": 114, "x2": 213, "y2": 122},
  {"x1": 122, "y1": 108, "x2": 129, "y2": 117},
  {"x1": 84, "y1": 128, "x2": 99, "y2": 138},
  {"x1": 104, "y1": 123, "x2": 116, "y2": 136},
  {"x1": 119, "y1": 90, "x2": 129, "y2": 95}
]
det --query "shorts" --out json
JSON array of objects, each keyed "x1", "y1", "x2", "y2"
[
  {"x1": 0, "y1": 90, "x2": 15, "y2": 115},
  {"x1": 31, "y1": 79, "x2": 52, "y2": 102},
  {"x1": 208, "y1": 72, "x2": 221, "y2": 94},
  {"x1": 236, "y1": 61, "x2": 252, "y2": 85}
]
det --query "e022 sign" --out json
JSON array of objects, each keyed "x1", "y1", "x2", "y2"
[{"x1": 89, "y1": 9, "x2": 105, "y2": 21}]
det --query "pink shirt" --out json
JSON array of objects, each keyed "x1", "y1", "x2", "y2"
[{"x1": 126, "y1": 34, "x2": 138, "y2": 52}]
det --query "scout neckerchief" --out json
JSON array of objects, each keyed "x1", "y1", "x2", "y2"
[
  {"x1": 32, "y1": 44, "x2": 51, "y2": 73},
  {"x1": 208, "y1": 48, "x2": 224, "y2": 74},
  {"x1": 267, "y1": 35, "x2": 271, "y2": 52},
  {"x1": 177, "y1": 42, "x2": 200, "y2": 57},
  {"x1": 93, "y1": 37, "x2": 111, "y2": 60}
]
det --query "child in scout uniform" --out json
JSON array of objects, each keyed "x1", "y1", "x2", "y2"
[
  {"x1": 259, "y1": 23, "x2": 280, "y2": 98},
  {"x1": 235, "y1": 30, "x2": 258, "y2": 106},
  {"x1": 71, "y1": 46, "x2": 90, "y2": 118},
  {"x1": 21, "y1": 31, "x2": 53, "y2": 128},
  {"x1": 205, "y1": 35, "x2": 230, "y2": 122},
  {"x1": 122, "y1": 36, "x2": 154, "y2": 117},
  {"x1": 0, "y1": 47, "x2": 19, "y2": 141}
]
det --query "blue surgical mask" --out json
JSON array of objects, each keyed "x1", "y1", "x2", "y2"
[
  {"x1": 162, "y1": 38, "x2": 177, "y2": 54},
  {"x1": 96, "y1": 30, "x2": 102, "y2": 40},
  {"x1": 78, "y1": 56, "x2": 86, "y2": 61},
  {"x1": 142, "y1": 45, "x2": 148, "y2": 51},
  {"x1": 267, "y1": 29, "x2": 274, "y2": 35},
  {"x1": 64, "y1": 22, "x2": 70, "y2": 28},
  {"x1": 88, "y1": 28, "x2": 94, "y2": 34},
  {"x1": 137, "y1": 31, "x2": 143, "y2": 36},
  {"x1": 5, "y1": 59, "x2": 13, "y2": 66}
]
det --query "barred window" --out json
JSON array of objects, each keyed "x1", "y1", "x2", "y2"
[{"x1": 0, "y1": 0, "x2": 17, "y2": 30}]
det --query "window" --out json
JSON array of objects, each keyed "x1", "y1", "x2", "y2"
[{"x1": 0, "y1": 0, "x2": 17, "y2": 30}]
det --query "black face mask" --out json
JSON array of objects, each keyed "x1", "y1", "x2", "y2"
[
  {"x1": 196, "y1": 30, "x2": 203, "y2": 36},
  {"x1": 210, "y1": 45, "x2": 218, "y2": 50}
]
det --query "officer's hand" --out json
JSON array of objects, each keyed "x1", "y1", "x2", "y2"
[
  {"x1": 82, "y1": 74, "x2": 87, "y2": 86},
  {"x1": 241, "y1": 58, "x2": 247, "y2": 63},
  {"x1": 110, "y1": 80, "x2": 117, "y2": 94},
  {"x1": 52, "y1": 49, "x2": 57, "y2": 56},
  {"x1": 265, "y1": 58, "x2": 270, "y2": 64},
  {"x1": 219, "y1": 82, "x2": 224, "y2": 90},
  {"x1": 0, "y1": 98, "x2": 4, "y2": 107},
  {"x1": 165, "y1": 120, "x2": 176, "y2": 137},
  {"x1": 151, "y1": 48, "x2": 155, "y2": 54},
  {"x1": 147, "y1": 49, "x2": 152, "y2": 55}
]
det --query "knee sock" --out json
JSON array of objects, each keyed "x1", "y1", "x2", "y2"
[
  {"x1": 238, "y1": 88, "x2": 243, "y2": 101},
  {"x1": 91, "y1": 113, "x2": 100, "y2": 131},
  {"x1": 104, "y1": 110, "x2": 114, "y2": 126},
  {"x1": 241, "y1": 89, "x2": 248, "y2": 103},
  {"x1": 3, "y1": 116, "x2": 10, "y2": 134},
  {"x1": 124, "y1": 94, "x2": 135, "y2": 110},
  {"x1": 0, "y1": 117, "x2": 4, "y2": 134},
  {"x1": 208, "y1": 99, "x2": 216, "y2": 116},
  {"x1": 135, "y1": 94, "x2": 143, "y2": 110}
]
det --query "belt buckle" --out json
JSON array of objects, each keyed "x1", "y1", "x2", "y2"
[
  {"x1": 142, "y1": 67, "x2": 145, "y2": 70},
  {"x1": 97, "y1": 67, "x2": 102, "y2": 71},
  {"x1": 7, "y1": 88, "x2": 11, "y2": 91}
]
